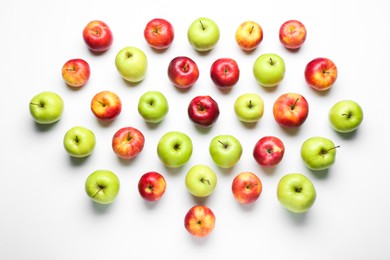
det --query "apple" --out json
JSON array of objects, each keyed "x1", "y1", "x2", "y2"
[
  {"x1": 328, "y1": 100, "x2": 364, "y2": 133},
  {"x1": 144, "y1": 18, "x2": 174, "y2": 50},
  {"x1": 167, "y1": 56, "x2": 199, "y2": 89},
  {"x1": 184, "y1": 205, "x2": 216, "y2": 238},
  {"x1": 137, "y1": 90, "x2": 169, "y2": 123},
  {"x1": 85, "y1": 169, "x2": 120, "y2": 204},
  {"x1": 185, "y1": 164, "x2": 217, "y2": 197},
  {"x1": 273, "y1": 92, "x2": 309, "y2": 128},
  {"x1": 115, "y1": 46, "x2": 148, "y2": 83},
  {"x1": 188, "y1": 95, "x2": 220, "y2": 128},
  {"x1": 277, "y1": 173, "x2": 316, "y2": 213},
  {"x1": 82, "y1": 20, "x2": 113, "y2": 53},
  {"x1": 253, "y1": 53, "x2": 285, "y2": 87},
  {"x1": 300, "y1": 136, "x2": 339, "y2": 171},
  {"x1": 90, "y1": 90, "x2": 122, "y2": 122},
  {"x1": 235, "y1": 20, "x2": 263, "y2": 51},
  {"x1": 253, "y1": 136, "x2": 285, "y2": 167},
  {"x1": 157, "y1": 131, "x2": 193, "y2": 168},
  {"x1": 138, "y1": 171, "x2": 166, "y2": 202},
  {"x1": 210, "y1": 58, "x2": 240, "y2": 89},
  {"x1": 209, "y1": 134, "x2": 243, "y2": 168},
  {"x1": 112, "y1": 127, "x2": 145, "y2": 160},
  {"x1": 234, "y1": 93, "x2": 264, "y2": 123},
  {"x1": 304, "y1": 57, "x2": 338, "y2": 91},
  {"x1": 63, "y1": 126, "x2": 96, "y2": 158},
  {"x1": 231, "y1": 171, "x2": 263, "y2": 204},
  {"x1": 61, "y1": 58, "x2": 90, "y2": 88},
  {"x1": 29, "y1": 91, "x2": 64, "y2": 124},
  {"x1": 279, "y1": 20, "x2": 307, "y2": 49},
  {"x1": 187, "y1": 17, "x2": 220, "y2": 52}
]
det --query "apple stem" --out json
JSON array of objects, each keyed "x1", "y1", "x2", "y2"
[
  {"x1": 291, "y1": 98, "x2": 299, "y2": 110},
  {"x1": 127, "y1": 132, "x2": 132, "y2": 142},
  {"x1": 201, "y1": 178, "x2": 210, "y2": 185},
  {"x1": 98, "y1": 101, "x2": 106, "y2": 107},
  {"x1": 248, "y1": 100, "x2": 253, "y2": 109},
  {"x1": 269, "y1": 58, "x2": 274, "y2": 65},
  {"x1": 92, "y1": 186, "x2": 104, "y2": 198},
  {"x1": 342, "y1": 113, "x2": 351, "y2": 119},
  {"x1": 30, "y1": 102, "x2": 44, "y2": 108},
  {"x1": 322, "y1": 145, "x2": 340, "y2": 154},
  {"x1": 199, "y1": 20, "x2": 205, "y2": 30},
  {"x1": 218, "y1": 140, "x2": 228, "y2": 149},
  {"x1": 250, "y1": 25, "x2": 254, "y2": 34},
  {"x1": 322, "y1": 70, "x2": 330, "y2": 75}
]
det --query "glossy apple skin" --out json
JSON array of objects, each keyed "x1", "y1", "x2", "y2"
[
  {"x1": 82, "y1": 20, "x2": 113, "y2": 53},
  {"x1": 273, "y1": 93, "x2": 309, "y2": 127},
  {"x1": 300, "y1": 136, "x2": 338, "y2": 170},
  {"x1": 144, "y1": 18, "x2": 174, "y2": 50},
  {"x1": 61, "y1": 59, "x2": 90, "y2": 88},
  {"x1": 234, "y1": 93, "x2": 264, "y2": 123},
  {"x1": 184, "y1": 205, "x2": 216, "y2": 238},
  {"x1": 188, "y1": 95, "x2": 220, "y2": 128},
  {"x1": 138, "y1": 171, "x2": 166, "y2": 201},
  {"x1": 253, "y1": 136, "x2": 285, "y2": 167},
  {"x1": 29, "y1": 91, "x2": 64, "y2": 124},
  {"x1": 210, "y1": 58, "x2": 240, "y2": 89},
  {"x1": 85, "y1": 169, "x2": 120, "y2": 205},
  {"x1": 304, "y1": 57, "x2": 337, "y2": 91},
  {"x1": 112, "y1": 127, "x2": 145, "y2": 160},
  {"x1": 187, "y1": 17, "x2": 220, "y2": 52},
  {"x1": 279, "y1": 20, "x2": 307, "y2": 49},
  {"x1": 328, "y1": 100, "x2": 364, "y2": 133},
  {"x1": 232, "y1": 172, "x2": 263, "y2": 204},
  {"x1": 91, "y1": 90, "x2": 122, "y2": 121},
  {"x1": 235, "y1": 21, "x2": 263, "y2": 51},
  {"x1": 167, "y1": 56, "x2": 199, "y2": 89}
]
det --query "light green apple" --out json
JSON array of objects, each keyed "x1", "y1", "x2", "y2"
[
  {"x1": 253, "y1": 53, "x2": 285, "y2": 87},
  {"x1": 115, "y1": 46, "x2": 147, "y2": 83},
  {"x1": 29, "y1": 91, "x2": 64, "y2": 124},
  {"x1": 234, "y1": 93, "x2": 264, "y2": 123},
  {"x1": 187, "y1": 17, "x2": 220, "y2": 52},
  {"x1": 300, "y1": 136, "x2": 339, "y2": 170},
  {"x1": 138, "y1": 91, "x2": 169, "y2": 123},
  {"x1": 209, "y1": 134, "x2": 243, "y2": 168},
  {"x1": 329, "y1": 100, "x2": 363, "y2": 133},
  {"x1": 185, "y1": 164, "x2": 217, "y2": 197},
  {"x1": 63, "y1": 126, "x2": 96, "y2": 158},
  {"x1": 157, "y1": 131, "x2": 193, "y2": 168},
  {"x1": 85, "y1": 169, "x2": 120, "y2": 204}
]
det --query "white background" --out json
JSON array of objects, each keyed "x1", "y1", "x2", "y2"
[{"x1": 1, "y1": 0, "x2": 389, "y2": 259}]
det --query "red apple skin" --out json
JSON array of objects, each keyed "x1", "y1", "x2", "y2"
[
  {"x1": 61, "y1": 59, "x2": 90, "y2": 88},
  {"x1": 188, "y1": 95, "x2": 220, "y2": 128},
  {"x1": 184, "y1": 205, "x2": 216, "y2": 238},
  {"x1": 82, "y1": 20, "x2": 113, "y2": 53},
  {"x1": 144, "y1": 18, "x2": 174, "y2": 50},
  {"x1": 273, "y1": 93, "x2": 309, "y2": 128},
  {"x1": 235, "y1": 21, "x2": 263, "y2": 51},
  {"x1": 304, "y1": 57, "x2": 338, "y2": 91},
  {"x1": 279, "y1": 20, "x2": 307, "y2": 49},
  {"x1": 167, "y1": 56, "x2": 199, "y2": 89},
  {"x1": 112, "y1": 127, "x2": 145, "y2": 160},
  {"x1": 253, "y1": 136, "x2": 285, "y2": 167},
  {"x1": 210, "y1": 58, "x2": 240, "y2": 89},
  {"x1": 138, "y1": 171, "x2": 166, "y2": 201},
  {"x1": 91, "y1": 90, "x2": 122, "y2": 121},
  {"x1": 232, "y1": 172, "x2": 263, "y2": 204}
]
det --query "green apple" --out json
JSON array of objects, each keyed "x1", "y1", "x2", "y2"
[
  {"x1": 185, "y1": 164, "x2": 217, "y2": 197},
  {"x1": 115, "y1": 46, "x2": 147, "y2": 83},
  {"x1": 277, "y1": 173, "x2": 316, "y2": 213},
  {"x1": 29, "y1": 91, "x2": 64, "y2": 124},
  {"x1": 209, "y1": 134, "x2": 243, "y2": 168},
  {"x1": 157, "y1": 131, "x2": 193, "y2": 168},
  {"x1": 328, "y1": 100, "x2": 364, "y2": 133},
  {"x1": 300, "y1": 136, "x2": 339, "y2": 170},
  {"x1": 234, "y1": 93, "x2": 264, "y2": 123},
  {"x1": 85, "y1": 169, "x2": 120, "y2": 204},
  {"x1": 253, "y1": 53, "x2": 285, "y2": 87},
  {"x1": 63, "y1": 126, "x2": 96, "y2": 158},
  {"x1": 187, "y1": 17, "x2": 220, "y2": 52},
  {"x1": 137, "y1": 90, "x2": 169, "y2": 123}
]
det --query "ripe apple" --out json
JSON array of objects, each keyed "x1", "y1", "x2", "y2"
[
  {"x1": 29, "y1": 91, "x2": 64, "y2": 124},
  {"x1": 231, "y1": 171, "x2": 263, "y2": 204},
  {"x1": 157, "y1": 131, "x2": 193, "y2": 168},
  {"x1": 328, "y1": 100, "x2": 364, "y2": 133},
  {"x1": 138, "y1": 171, "x2": 166, "y2": 202},
  {"x1": 63, "y1": 126, "x2": 96, "y2": 158},
  {"x1": 185, "y1": 164, "x2": 217, "y2": 197},
  {"x1": 300, "y1": 136, "x2": 339, "y2": 170},
  {"x1": 235, "y1": 20, "x2": 263, "y2": 51},
  {"x1": 61, "y1": 58, "x2": 90, "y2": 88},
  {"x1": 279, "y1": 20, "x2": 307, "y2": 49},
  {"x1": 304, "y1": 57, "x2": 337, "y2": 91},
  {"x1": 184, "y1": 205, "x2": 216, "y2": 238},
  {"x1": 115, "y1": 46, "x2": 148, "y2": 83},
  {"x1": 253, "y1": 136, "x2": 285, "y2": 167},
  {"x1": 253, "y1": 53, "x2": 285, "y2": 87},
  {"x1": 187, "y1": 17, "x2": 220, "y2": 52},
  {"x1": 82, "y1": 20, "x2": 113, "y2": 53},
  {"x1": 277, "y1": 173, "x2": 316, "y2": 213},
  {"x1": 167, "y1": 56, "x2": 199, "y2": 89},
  {"x1": 144, "y1": 18, "x2": 174, "y2": 50},
  {"x1": 234, "y1": 93, "x2": 264, "y2": 123},
  {"x1": 90, "y1": 90, "x2": 122, "y2": 122},
  {"x1": 209, "y1": 134, "x2": 243, "y2": 168},
  {"x1": 85, "y1": 169, "x2": 120, "y2": 204},
  {"x1": 188, "y1": 95, "x2": 220, "y2": 128},
  {"x1": 112, "y1": 127, "x2": 145, "y2": 160},
  {"x1": 273, "y1": 92, "x2": 309, "y2": 128},
  {"x1": 137, "y1": 90, "x2": 169, "y2": 123},
  {"x1": 210, "y1": 58, "x2": 240, "y2": 89}
]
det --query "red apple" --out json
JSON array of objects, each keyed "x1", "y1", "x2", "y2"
[
  {"x1": 253, "y1": 136, "x2": 285, "y2": 167},
  {"x1": 144, "y1": 18, "x2": 174, "y2": 50},
  {"x1": 61, "y1": 58, "x2": 90, "y2": 88},
  {"x1": 279, "y1": 20, "x2": 307, "y2": 49},
  {"x1": 188, "y1": 95, "x2": 220, "y2": 128},
  {"x1": 210, "y1": 58, "x2": 240, "y2": 89},
  {"x1": 232, "y1": 171, "x2": 263, "y2": 204},
  {"x1": 167, "y1": 56, "x2": 199, "y2": 89},
  {"x1": 91, "y1": 90, "x2": 122, "y2": 121},
  {"x1": 235, "y1": 21, "x2": 263, "y2": 51},
  {"x1": 138, "y1": 171, "x2": 166, "y2": 201},
  {"x1": 304, "y1": 57, "x2": 338, "y2": 91},
  {"x1": 273, "y1": 93, "x2": 309, "y2": 128},
  {"x1": 112, "y1": 127, "x2": 145, "y2": 160},
  {"x1": 82, "y1": 20, "x2": 113, "y2": 53},
  {"x1": 184, "y1": 205, "x2": 216, "y2": 238}
]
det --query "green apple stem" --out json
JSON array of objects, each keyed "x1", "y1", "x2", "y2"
[
  {"x1": 201, "y1": 178, "x2": 210, "y2": 185},
  {"x1": 248, "y1": 100, "x2": 253, "y2": 108},
  {"x1": 218, "y1": 140, "x2": 228, "y2": 149},
  {"x1": 269, "y1": 58, "x2": 274, "y2": 65},
  {"x1": 322, "y1": 145, "x2": 340, "y2": 154},
  {"x1": 30, "y1": 102, "x2": 44, "y2": 108},
  {"x1": 342, "y1": 113, "x2": 351, "y2": 119},
  {"x1": 92, "y1": 185, "x2": 104, "y2": 198},
  {"x1": 199, "y1": 20, "x2": 205, "y2": 30}
]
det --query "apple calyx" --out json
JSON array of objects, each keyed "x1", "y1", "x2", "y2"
[
  {"x1": 321, "y1": 145, "x2": 340, "y2": 154},
  {"x1": 291, "y1": 98, "x2": 300, "y2": 110},
  {"x1": 201, "y1": 178, "x2": 211, "y2": 185}
]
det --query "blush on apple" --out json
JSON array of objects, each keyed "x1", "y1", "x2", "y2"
[
  {"x1": 253, "y1": 136, "x2": 285, "y2": 167},
  {"x1": 61, "y1": 58, "x2": 90, "y2": 88},
  {"x1": 184, "y1": 205, "x2": 216, "y2": 238},
  {"x1": 235, "y1": 21, "x2": 263, "y2": 51},
  {"x1": 144, "y1": 18, "x2": 174, "y2": 50},
  {"x1": 188, "y1": 95, "x2": 220, "y2": 128},
  {"x1": 210, "y1": 58, "x2": 240, "y2": 90},
  {"x1": 304, "y1": 57, "x2": 338, "y2": 91},
  {"x1": 90, "y1": 90, "x2": 122, "y2": 121},
  {"x1": 82, "y1": 20, "x2": 113, "y2": 53},
  {"x1": 167, "y1": 56, "x2": 199, "y2": 89},
  {"x1": 112, "y1": 127, "x2": 145, "y2": 160},
  {"x1": 273, "y1": 92, "x2": 309, "y2": 128},
  {"x1": 279, "y1": 20, "x2": 307, "y2": 50},
  {"x1": 232, "y1": 171, "x2": 263, "y2": 204},
  {"x1": 138, "y1": 171, "x2": 166, "y2": 202}
]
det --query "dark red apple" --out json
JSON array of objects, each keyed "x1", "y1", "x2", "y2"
[
  {"x1": 253, "y1": 136, "x2": 285, "y2": 167},
  {"x1": 167, "y1": 56, "x2": 199, "y2": 89},
  {"x1": 188, "y1": 95, "x2": 220, "y2": 128},
  {"x1": 210, "y1": 58, "x2": 240, "y2": 89},
  {"x1": 138, "y1": 171, "x2": 166, "y2": 201}
]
